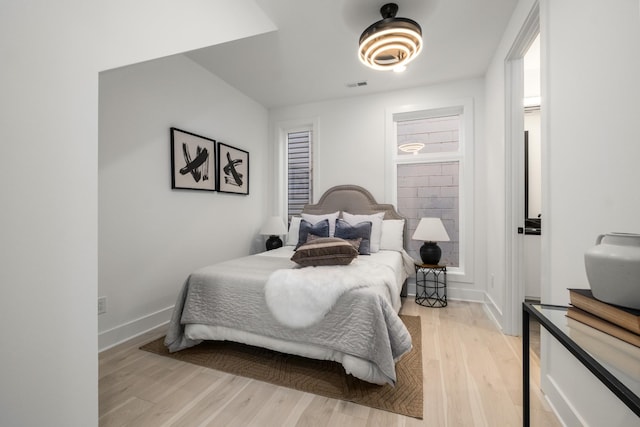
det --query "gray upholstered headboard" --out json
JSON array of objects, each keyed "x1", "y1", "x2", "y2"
[{"x1": 302, "y1": 185, "x2": 404, "y2": 220}]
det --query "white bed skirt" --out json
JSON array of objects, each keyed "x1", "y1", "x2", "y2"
[{"x1": 185, "y1": 323, "x2": 391, "y2": 384}]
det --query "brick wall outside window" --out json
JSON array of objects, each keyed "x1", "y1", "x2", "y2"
[
  {"x1": 396, "y1": 115, "x2": 460, "y2": 267},
  {"x1": 397, "y1": 162, "x2": 459, "y2": 266},
  {"x1": 397, "y1": 116, "x2": 459, "y2": 154}
]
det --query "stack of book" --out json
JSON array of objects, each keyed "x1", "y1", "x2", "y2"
[{"x1": 567, "y1": 288, "x2": 640, "y2": 348}]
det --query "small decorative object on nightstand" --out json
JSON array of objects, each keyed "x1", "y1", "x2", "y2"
[
  {"x1": 414, "y1": 262, "x2": 447, "y2": 307},
  {"x1": 260, "y1": 216, "x2": 287, "y2": 251}
]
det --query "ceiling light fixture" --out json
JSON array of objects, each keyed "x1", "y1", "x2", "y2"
[
  {"x1": 398, "y1": 142, "x2": 425, "y2": 154},
  {"x1": 358, "y1": 3, "x2": 423, "y2": 72}
]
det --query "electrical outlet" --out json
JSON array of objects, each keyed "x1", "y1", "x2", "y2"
[{"x1": 98, "y1": 296, "x2": 107, "y2": 315}]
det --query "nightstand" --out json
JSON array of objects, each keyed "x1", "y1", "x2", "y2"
[{"x1": 414, "y1": 263, "x2": 447, "y2": 308}]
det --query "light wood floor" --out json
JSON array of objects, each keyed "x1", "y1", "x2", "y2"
[{"x1": 99, "y1": 300, "x2": 561, "y2": 426}]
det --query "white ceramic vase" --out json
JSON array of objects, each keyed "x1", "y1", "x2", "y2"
[{"x1": 584, "y1": 232, "x2": 640, "y2": 310}]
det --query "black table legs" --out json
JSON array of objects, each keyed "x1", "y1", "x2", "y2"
[{"x1": 523, "y1": 307, "x2": 530, "y2": 427}]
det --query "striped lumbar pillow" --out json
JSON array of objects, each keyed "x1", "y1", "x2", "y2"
[{"x1": 291, "y1": 237, "x2": 359, "y2": 267}]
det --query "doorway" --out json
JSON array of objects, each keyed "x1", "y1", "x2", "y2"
[{"x1": 503, "y1": 2, "x2": 540, "y2": 336}]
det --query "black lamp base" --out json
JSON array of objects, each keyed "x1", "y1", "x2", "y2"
[
  {"x1": 420, "y1": 241, "x2": 442, "y2": 265},
  {"x1": 265, "y1": 235, "x2": 283, "y2": 251}
]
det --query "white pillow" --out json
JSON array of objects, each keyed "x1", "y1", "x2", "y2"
[
  {"x1": 380, "y1": 219, "x2": 405, "y2": 251},
  {"x1": 342, "y1": 212, "x2": 385, "y2": 253},
  {"x1": 286, "y1": 217, "x2": 302, "y2": 246},
  {"x1": 301, "y1": 211, "x2": 340, "y2": 237}
]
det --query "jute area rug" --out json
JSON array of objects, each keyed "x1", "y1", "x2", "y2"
[{"x1": 140, "y1": 315, "x2": 423, "y2": 419}]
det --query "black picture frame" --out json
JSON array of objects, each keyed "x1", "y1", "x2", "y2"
[
  {"x1": 170, "y1": 127, "x2": 216, "y2": 191},
  {"x1": 217, "y1": 142, "x2": 249, "y2": 195}
]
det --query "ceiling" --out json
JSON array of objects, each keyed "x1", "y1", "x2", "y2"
[{"x1": 185, "y1": 0, "x2": 518, "y2": 109}]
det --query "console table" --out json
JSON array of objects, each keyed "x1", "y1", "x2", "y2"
[{"x1": 522, "y1": 302, "x2": 640, "y2": 427}]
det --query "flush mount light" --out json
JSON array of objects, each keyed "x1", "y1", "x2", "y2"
[{"x1": 358, "y1": 3, "x2": 423, "y2": 72}]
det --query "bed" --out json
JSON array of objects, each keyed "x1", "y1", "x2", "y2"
[{"x1": 165, "y1": 185, "x2": 415, "y2": 385}]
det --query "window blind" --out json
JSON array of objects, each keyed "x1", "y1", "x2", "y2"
[{"x1": 287, "y1": 130, "x2": 312, "y2": 218}]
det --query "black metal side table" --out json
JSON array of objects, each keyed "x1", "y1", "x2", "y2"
[{"x1": 414, "y1": 263, "x2": 447, "y2": 307}]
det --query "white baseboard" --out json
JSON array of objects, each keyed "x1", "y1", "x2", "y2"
[
  {"x1": 483, "y1": 292, "x2": 503, "y2": 331},
  {"x1": 540, "y1": 373, "x2": 580, "y2": 427},
  {"x1": 406, "y1": 280, "x2": 486, "y2": 303},
  {"x1": 98, "y1": 305, "x2": 174, "y2": 352},
  {"x1": 446, "y1": 287, "x2": 486, "y2": 302}
]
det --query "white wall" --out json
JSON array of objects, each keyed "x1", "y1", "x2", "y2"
[
  {"x1": 541, "y1": 0, "x2": 640, "y2": 424},
  {"x1": 269, "y1": 78, "x2": 487, "y2": 301},
  {"x1": 99, "y1": 54, "x2": 269, "y2": 349},
  {"x1": 486, "y1": 0, "x2": 640, "y2": 424},
  {"x1": 0, "y1": 1, "x2": 275, "y2": 425},
  {"x1": 483, "y1": 0, "x2": 538, "y2": 329},
  {"x1": 544, "y1": 0, "x2": 640, "y2": 304}
]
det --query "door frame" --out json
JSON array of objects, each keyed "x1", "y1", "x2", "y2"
[{"x1": 503, "y1": 2, "x2": 540, "y2": 336}]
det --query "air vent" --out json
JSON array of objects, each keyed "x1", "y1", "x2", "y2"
[{"x1": 346, "y1": 81, "x2": 368, "y2": 88}]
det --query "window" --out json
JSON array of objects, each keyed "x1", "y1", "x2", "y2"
[
  {"x1": 396, "y1": 115, "x2": 460, "y2": 267},
  {"x1": 286, "y1": 130, "x2": 313, "y2": 219},
  {"x1": 388, "y1": 102, "x2": 473, "y2": 279}
]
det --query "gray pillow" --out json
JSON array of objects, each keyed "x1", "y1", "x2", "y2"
[
  {"x1": 295, "y1": 218, "x2": 330, "y2": 249},
  {"x1": 334, "y1": 218, "x2": 372, "y2": 255}
]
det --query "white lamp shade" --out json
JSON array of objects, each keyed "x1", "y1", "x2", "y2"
[
  {"x1": 260, "y1": 216, "x2": 287, "y2": 236},
  {"x1": 412, "y1": 218, "x2": 450, "y2": 242}
]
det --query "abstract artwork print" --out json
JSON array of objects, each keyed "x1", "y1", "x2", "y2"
[
  {"x1": 170, "y1": 128, "x2": 216, "y2": 191},
  {"x1": 217, "y1": 142, "x2": 249, "y2": 195}
]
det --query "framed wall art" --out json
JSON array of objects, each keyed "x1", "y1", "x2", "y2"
[
  {"x1": 217, "y1": 142, "x2": 249, "y2": 195},
  {"x1": 170, "y1": 127, "x2": 216, "y2": 191}
]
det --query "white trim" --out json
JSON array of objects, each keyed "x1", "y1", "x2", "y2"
[
  {"x1": 393, "y1": 105, "x2": 464, "y2": 123},
  {"x1": 538, "y1": 0, "x2": 551, "y2": 311},
  {"x1": 504, "y1": 2, "x2": 540, "y2": 336},
  {"x1": 98, "y1": 305, "x2": 174, "y2": 352},
  {"x1": 385, "y1": 98, "x2": 475, "y2": 284},
  {"x1": 540, "y1": 371, "x2": 583, "y2": 426},
  {"x1": 504, "y1": 56, "x2": 526, "y2": 336},
  {"x1": 485, "y1": 291, "x2": 502, "y2": 316},
  {"x1": 484, "y1": 291, "x2": 504, "y2": 330},
  {"x1": 406, "y1": 284, "x2": 487, "y2": 304},
  {"x1": 483, "y1": 302, "x2": 502, "y2": 331},
  {"x1": 395, "y1": 151, "x2": 462, "y2": 164},
  {"x1": 445, "y1": 288, "x2": 487, "y2": 303}
]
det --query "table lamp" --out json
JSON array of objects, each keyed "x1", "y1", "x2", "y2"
[
  {"x1": 260, "y1": 216, "x2": 287, "y2": 251},
  {"x1": 412, "y1": 217, "x2": 450, "y2": 265}
]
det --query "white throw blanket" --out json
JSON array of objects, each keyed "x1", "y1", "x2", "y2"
[{"x1": 265, "y1": 260, "x2": 397, "y2": 329}]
